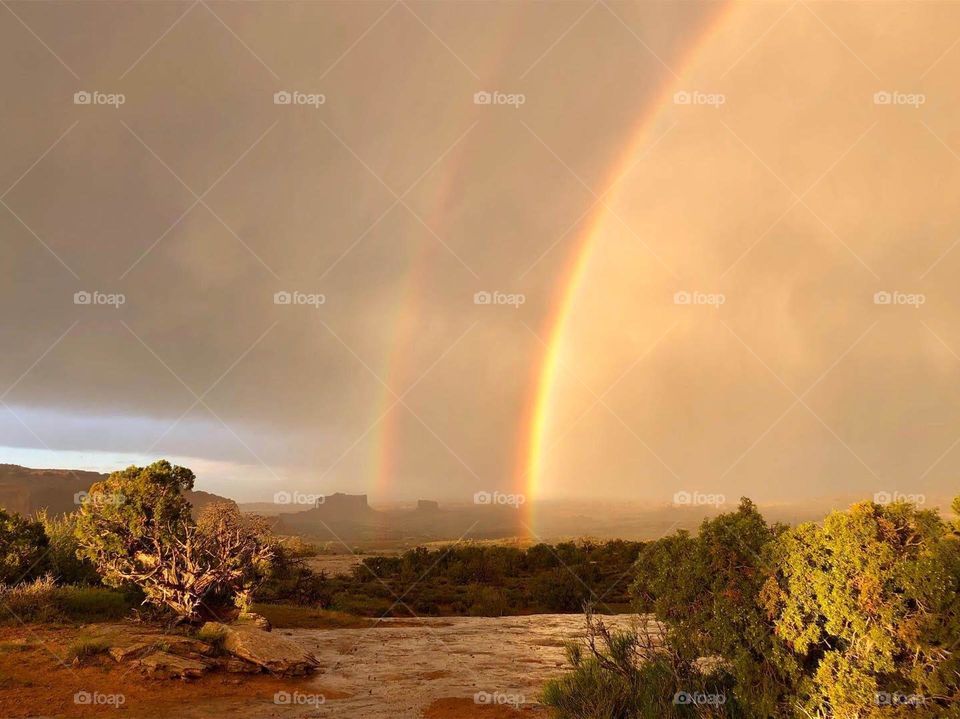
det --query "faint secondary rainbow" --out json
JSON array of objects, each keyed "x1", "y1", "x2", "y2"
[
  {"x1": 371, "y1": 158, "x2": 463, "y2": 500},
  {"x1": 518, "y1": 2, "x2": 735, "y2": 524}
]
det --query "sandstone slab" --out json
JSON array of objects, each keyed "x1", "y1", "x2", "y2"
[
  {"x1": 110, "y1": 636, "x2": 213, "y2": 664},
  {"x1": 136, "y1": 651, "x2": 211, "y2": 680},
  {"x1": 202, "y1": 622, "x2": 320, "y2": 676}
]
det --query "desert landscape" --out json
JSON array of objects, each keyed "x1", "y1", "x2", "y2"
[{"x1": 5, "y1": 0, "x2": 960, "y2": 716}]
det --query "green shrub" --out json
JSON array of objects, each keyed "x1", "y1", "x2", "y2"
[
  {"x1": 614, "y1": 496, "x2": 960, "y2": 719},
  {"x1": 530, "y1": 567, "x2": 588, "y2": 612},
  {"x1": 542, "y1": 613, "x2": 740, "y2": 719},
  {"x1": 631, "y1": 499, "x2": 790, "y2": 717},
  {"x1": 762, "y1": 501, "x2": 960, "y2": 718},
  {"x1": 36, "y1": 511, "x2": 100, "y2": 585},
  {"x1": 543, "y1": 653, "x2": 639, "y2": 719},
  {"x1": 467, "y1": 584, "x2": 509, "y2": 616},
  {"x1": 258, "y1": 545, "x2": 331, "y2": 606},
  {"x1": 0, "y1": 507, "x2": 48, "y2": 584}
]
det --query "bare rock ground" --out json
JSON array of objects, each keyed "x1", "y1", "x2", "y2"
[{"x1": 261, "y1": 613, "x2": 654, "y2": 718}]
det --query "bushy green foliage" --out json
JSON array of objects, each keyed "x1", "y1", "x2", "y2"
[
  {"x1": 631, "y1": 498, "x2": 791, "y2": 718},
  {"x1": 74, "y1": 460, "x2": 196, "y2": 586},
  {"x1": 0, "y1": 507, "x2": 48, "y2": 585},
  {"x1": 762, "y1": 501, "x2": 960, "y2": 718},
  {"x1": 35, "y1": 510, "x2": 100, "y2": 585},
  {"x1": 334, "y1": 540, "x2": 643, "y2": 616},
  {"x1": 542, "y1": 613, "x2": 741, "y2": 719},
  {"x1": 258, "y1": 539, "x2": 642, "y2": 616},
  {"x1": 574, "y1": 496, "x2": 960, "y2": 719}
]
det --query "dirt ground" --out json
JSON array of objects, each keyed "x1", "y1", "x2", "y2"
[
  {"x1": 0, "y1": 614, "x2": 651, "y2": 718},
  {"x1": 0, "y1": 625, "x2": 345, "y2": 719}
]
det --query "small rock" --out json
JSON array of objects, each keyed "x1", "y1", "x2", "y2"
[
  {"x1": 136, "y1": 651, "x2": 211, "y2": 680},
  {"x1": 162, "y1": 637, "x2": 215, "y2": 657},
  {"x1": 217, "y1": 656, "x2": 262, "y2": 674},
  {"x1": 237, "y1": 612, "x2": 272, "y2": 631},
  {"x1": 109, "y1": 642, "x2": 155, "y2": 663}
]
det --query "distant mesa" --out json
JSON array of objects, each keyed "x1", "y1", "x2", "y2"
[
  {"x1": 0, "y1": 464, "x2": 233, "y2": 517},
  {"x1": 271, "y1": 489, "x2": 529, "y2": 542},
  {"x1": 322, "y1": 492, "x2": 371, "y2": 513}
]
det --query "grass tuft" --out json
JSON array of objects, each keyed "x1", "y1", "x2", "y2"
[{"x1": 66, "y1": 636, "x2": 112, "y2": 662}]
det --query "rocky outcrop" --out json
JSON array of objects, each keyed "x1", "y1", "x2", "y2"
[
  {"x1": 104, "y1": 635, "x2": 217, "y2": 679},
  {"x1": 203, "y1": 622, "x2": 320, "y2": 676},
  {"x1": 99, "y1": 621, "x2": 318, "y2": 680}
]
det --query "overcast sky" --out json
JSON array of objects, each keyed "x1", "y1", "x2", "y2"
[{"x1": 3, "y1": 1, "x2": 960, "y2": 509}]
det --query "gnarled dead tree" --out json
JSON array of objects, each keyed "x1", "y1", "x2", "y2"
[{"x1": 76, "y1": 461, "x2": 273, "y2": 623}]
